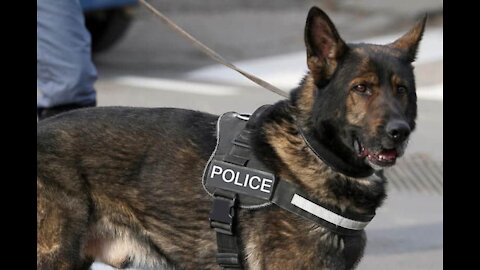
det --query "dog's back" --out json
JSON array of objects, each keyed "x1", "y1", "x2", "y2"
[{"x1": 37, "y1": 107, "x2": 220, "y2": 269}]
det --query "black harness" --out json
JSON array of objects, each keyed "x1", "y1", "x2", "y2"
[{"x1": 202, "y1": 105, "x2": 382, "y2": 269}]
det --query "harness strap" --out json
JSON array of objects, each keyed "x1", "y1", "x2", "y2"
[
  {"x1": 209, "y1": 190, "x2": 243, "y2": 269},
  {"x1": 209, "y1": 107, "x2": 271, "y2": 269},
  {"x1": 271, "y1": 179, "x2": 375, "y2": 235},
  {"x1": 223, "y1": 127, "x2": 252, "y2": 166},
  {"x1": 223, "y1": 105, "x2": 270, "y2": 166}
]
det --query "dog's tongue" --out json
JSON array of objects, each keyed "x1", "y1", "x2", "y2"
[{"x1": 377, "y1": 149, "x2": 397, "y2": 161}]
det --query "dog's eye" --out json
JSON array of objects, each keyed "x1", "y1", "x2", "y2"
[
  {"x1": 397, "y1": 86, "x2": 408, "y2": 94},
  {"x1": 352, "y1": 84, "x2": 369, "y2": 94}
]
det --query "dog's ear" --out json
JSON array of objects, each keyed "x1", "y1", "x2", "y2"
[
  {"x1": 304, "y1": 7, "x2": 347, "y2": 79},
  {"x1": 389, "y1": 15, "x2": 427, "y2": 62}
]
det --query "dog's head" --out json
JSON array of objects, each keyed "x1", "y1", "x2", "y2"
[{"x1": 295, "y1": 7, "x2": 426, "y2": 169}]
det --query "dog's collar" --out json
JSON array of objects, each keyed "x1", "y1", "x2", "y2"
[{"x1": 296, "y1": 126, "x2": 375, "y2": 178}]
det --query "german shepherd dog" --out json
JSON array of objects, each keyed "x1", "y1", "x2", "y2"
[{"x1": 37, "y1": 7, "x2": 426, "y2": 270}]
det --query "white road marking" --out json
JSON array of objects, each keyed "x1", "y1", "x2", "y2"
[
  {"x1": 113, "y1": 28, "x2": 442, "y2": 100},
  {"x1": 186, "y1": 27, "x2": 443, "y2": 96},
  {"x1": 416, "y1": 84, "x2": 443, "y2": 101},
  {"x1": 113, "y1": 76, "x2": 442, "y2": 101},
  {"x1": 113, "y1": 76, "x2": 240, "y2": 96}
]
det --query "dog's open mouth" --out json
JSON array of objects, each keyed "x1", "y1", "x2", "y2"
[{"x1": 354, "y1": 138, "x2": 398, "y2": 167}]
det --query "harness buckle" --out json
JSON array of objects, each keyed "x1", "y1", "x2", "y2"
[
  {"x1": 209, "y1": 191, "x2": 237, "y2": 235},
  {"x1": 216, "y1": 252, "x2": 242, "y2": 269}
]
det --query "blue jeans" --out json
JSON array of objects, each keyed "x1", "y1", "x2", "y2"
[{"x1": 37, "y1": 0, "x2": 97, "y2": 109}]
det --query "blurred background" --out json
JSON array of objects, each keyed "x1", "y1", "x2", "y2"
[{"x1": 82, "y1": 0, "x2": 443, "y2": 269}]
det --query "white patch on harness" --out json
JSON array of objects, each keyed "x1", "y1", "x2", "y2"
[{"x1": 290, "y1": 194, "x2": 370, "y2": 230}]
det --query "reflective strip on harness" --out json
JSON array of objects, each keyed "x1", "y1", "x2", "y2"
[{"x1": 291, "y1": 194, "x2": 370, "y2": 230}]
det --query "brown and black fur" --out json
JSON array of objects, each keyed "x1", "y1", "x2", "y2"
[{"x1": 37, "y1": 7, "x2": 426, "y2": 270}]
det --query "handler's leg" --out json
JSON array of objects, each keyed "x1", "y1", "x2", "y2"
[{"x1": 37, "y1": 0, "x2": 97, "y2": 120}]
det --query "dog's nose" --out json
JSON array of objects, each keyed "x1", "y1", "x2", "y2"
[{"x1": 386, "y1": 120, "x2": 411, "y2": 143}]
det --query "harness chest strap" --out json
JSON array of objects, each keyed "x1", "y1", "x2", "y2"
[{"x1": 207, "y1": 160, "x2": 375, "y2": 235}]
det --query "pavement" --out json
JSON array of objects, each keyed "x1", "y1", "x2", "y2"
[{"x1": 87, "y1": 0, "x2": 443, "y2": 269}]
